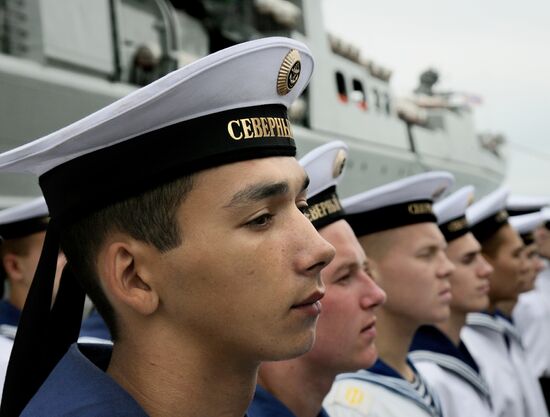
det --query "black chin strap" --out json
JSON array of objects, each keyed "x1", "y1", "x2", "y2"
[{"x1": 0, "y1": 222, "x2": 85, "y2": 417}]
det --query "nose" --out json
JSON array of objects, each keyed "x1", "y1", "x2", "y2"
[
  {"x1": 437, "y1": 251, "x2": 455, "y2": 278},
  {"x1": 294, "y1": 211, "x2": 335, "y2": 276},
  {"x1": 360, "y1": 272, "x2": 387, "y2": 309},
  {"x1": 477, "y1": 255, "x2": 494, "y2": 278}
]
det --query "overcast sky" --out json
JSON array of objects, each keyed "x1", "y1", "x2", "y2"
[{"x1": 322, "y1": 0, "x2": 550, "y2": 196}]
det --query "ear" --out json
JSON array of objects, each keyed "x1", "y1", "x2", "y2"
[
  {"x1": 98, "y1": 237, "x2": 160, "y2": 317},
  {"x1": 2, "y1": 253, "x2": 24, "y2": 283}
]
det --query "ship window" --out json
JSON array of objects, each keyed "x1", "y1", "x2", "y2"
[
  {"x1": 335, "y1": 72, "x2": 347, "y2": 103},
  {"x1": 352, "y1": 79, "x2": 367, "y2": 110}
]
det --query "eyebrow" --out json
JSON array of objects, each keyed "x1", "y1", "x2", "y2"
[{"x1": 225, "y1": 176, "x2": 309, "y2": 208}]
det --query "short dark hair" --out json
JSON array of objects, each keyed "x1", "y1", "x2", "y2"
[
  {"x1": 60, "y1": 175, "x2": 194, "y2": 341},
  {"x1": 480, "y1": 223, "x2": 509, "y2": 259}
]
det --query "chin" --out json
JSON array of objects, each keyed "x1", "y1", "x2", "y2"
[
  {"x1": 430, "y1": 310, "x2": 451, "y2": 324},
  {"x1": 269, "y1": 332, "x2": 316, "y2": 361}
]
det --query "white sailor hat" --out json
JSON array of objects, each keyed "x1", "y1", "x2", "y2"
[
  {"x1": 507, "y1": 195, "x2": 550, "y2": 216},
  {"x1": 299, "y1": 141, "x2": 348, "y2": 230},
  {"x1": 0, "y1": 37, "x2": 313, "y2": 222},
  {"x1": 0, "y1": 37, "x2": 313, "y2": 416},
  {"x1": 509, "y1": 211, "x2": 545, "y2": 245},
  {"x1": 0, "y1": 198, "x2": 49, "y2": 241},
  {"x1": 434, "y1": 185, "x2": 475, "y2": 242},
  {"x1": 342, "y1": 171, "x2": 454, "y2": 237},
  {"x1": 466, "y1": 186, "x2": 509, "y2": 243}
]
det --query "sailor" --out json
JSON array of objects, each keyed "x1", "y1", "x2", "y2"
[
  {"x1": 0, "y1": 37, "x2": 335, "y2": 417},
  {"x1": 0, "y1": 198, "x2": 60, "y2": 337},
  {"x1": 324, "y1": 171, "x2": 455, "y2": 417},
  {"x1": 248, "y1": 141, "x2": 386, "y2": 417},
  {"x1": 0, "y1": 198, "x2": 64, "y2": 395},
  {"x1": 461, "y1": 187, "x2": 549, "y2": 417},
  {"x1": 500, "y1": 195, "x2": 549, "y2": 318},
  {"x1": 531, "y1": 208, "x2": 550, "y2": 408},
  {"x1": 511, "y1": 208, "x2": 550, "y2": 410},
  {"x1": 409, "y1": 186, "x2": 495, "y2": 417},
  {"x1": 0, "y1": 198, "x2": 113, "y2": 397},
  {"x1": 506, "y1": 210, "x2": 546, "y2": 315}
]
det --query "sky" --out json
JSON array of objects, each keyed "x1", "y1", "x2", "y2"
[{"x1": 322, "y1": 0, "x2": 550, "y2": 196}]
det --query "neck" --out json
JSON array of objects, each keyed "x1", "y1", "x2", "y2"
[
  {"x1": 9, "y1": 287, "x2": 27, "y2": 311},
  {"x1": 107, "y1": 330, "x2": 257, "y2": 417},
  {"x1": 435, "y1": 309, "x2": 465, "y2": 346},
  {"x1": 494, "y1": 300, "x2": 516, "y2": 317},
  {"x1": 374, "y1": 308, "x2": 417, "y2": 381},
  {"x1": 258, "y1": 358, "x2": 334, "y2": 417}
]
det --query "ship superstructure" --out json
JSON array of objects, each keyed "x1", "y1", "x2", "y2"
[{"x1": 0, "y1": 0, "x2": 505, "y2": 206}]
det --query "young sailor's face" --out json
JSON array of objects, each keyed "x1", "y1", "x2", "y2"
[
  {"x1": 484, "y1": 225, "x2": 526, "y2": 304},
  {"x1": 517, "y1": 243, "x2": 544, "y2": 293},
  {"x1": 152, "y1": 156, "x2": 335, "y2": 362},
  {"x1": 534, "y1": 224, "x2": 550, "y2": 259},
  {"x1": 304, "y1": 220, "x2": 386, "y2": 373},
  {"x1": 445, "y1": 232, "x2": 493, "y2": 313},
  {"x1": 5, "y1": 231, "x2": 66, "y2": 304},
  {"x1": 366, "y1": 223, "x2": 455, "y2": 325}
]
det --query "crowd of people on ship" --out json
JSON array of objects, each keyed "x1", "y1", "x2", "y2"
[{"x1": 0, "y1": 37, "x2": 548, "y2": 417}]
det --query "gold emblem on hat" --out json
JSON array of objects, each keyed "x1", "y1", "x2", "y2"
[
  {"x1": 332, "y1": 149, "x2": 347, "y2": 178},
  {"x1": 277, "y1": 49, "x2": 301, "y2": 96}
]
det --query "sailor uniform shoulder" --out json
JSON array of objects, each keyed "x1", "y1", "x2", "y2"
[
  {"x1": 21, "y1": 344, "x2": 147, "y2": 417},
  {"x1": 409, "y1": 326, "x2": 493, "y2": 417},
  {"x1": 412, "y1": 359, "x2": 494, "y2": 417},
  {"x1": 513, "y1": 289, "x2": 550, "y2": 377},
  {"x1": 324, "y1": 370, "x2": 440, "y2": 417},
  {"x1": 462, "y1": 313, "x2": 549, "y2": 417}
]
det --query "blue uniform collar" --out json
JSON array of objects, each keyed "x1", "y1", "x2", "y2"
[
  {"x1": 410, "y1": 325, "x2": 479, "y2": 373},
  {"x1": 248, "y1": 384, "x2": 329, "y2": 417},
  {"x1": 368, "y1": 357, "x2": 420, "y2": 380},
  {"x1": 0, "y1": 299, "x2": 21, "y2": 326}
]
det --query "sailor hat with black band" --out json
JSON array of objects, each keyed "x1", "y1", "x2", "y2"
[
  {"x1": 509, "y1": 211, "x2": 545, "y2": 245},
  {"x1": 466, "y1": 186, "x2": 509, "y2": 243},
  {"x1": 343, "y1": 171, "x2": 454, "y2": 237},
  {"x1": 507, "y1": 195, "x2": 550, "y2": 216},
  {"x1": 299, "y1": 141, "x2": 348, "y2": 230},
  {"x1": 0, "y1": 198, "x2": 49, "y2": 241},
  {"x1": 434, "y1": 185, "x2": 475, "y2": 242},
  {"x1": 0, "y1": 37, "x2": 313, "y2": 417}
]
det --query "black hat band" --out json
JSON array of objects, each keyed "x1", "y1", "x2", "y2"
[
  {"x1": 439, "y1": 215, "x2": 470, "y2": 242},
  {"x1": 470, "y1": 210, "x2": 509, "y2": 243},
  {"x1": 40, "y1": 104, "x2": 295, "y2": 224},
  {"x1": 305, "y1": 186, "x2": 345, "y2": 230},
  {"x1": 346, "y1": 199, "x2": 437, "y2": 237},
  {"x1": 0, "y1": 217, "x2": 49, "y2": 240}
]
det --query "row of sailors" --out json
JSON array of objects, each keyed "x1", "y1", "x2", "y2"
[
  {"x1": 0, "y1": 139, "x2": 549, "y2": 417},
  {"x1": 0, "y1": 37, "x2": 547, "y2": 416}
]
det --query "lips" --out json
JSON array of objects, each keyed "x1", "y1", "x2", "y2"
[
  {"x1": 477, "y1": 282, "x2": 490, "y2": 293},
  {"x1": 292, "y1": 290, "x2": 325, "y2": 308},
  {"x1": 438, "y1": 286, "x2": 452, "y2": 302},
  {"x1": 360, "y1": 319, "x2": 376, "y2": 333}
]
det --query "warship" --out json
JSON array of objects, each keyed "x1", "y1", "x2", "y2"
[{"x1": 0, "y1": 0, "x2": 506, "y2": 207}]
